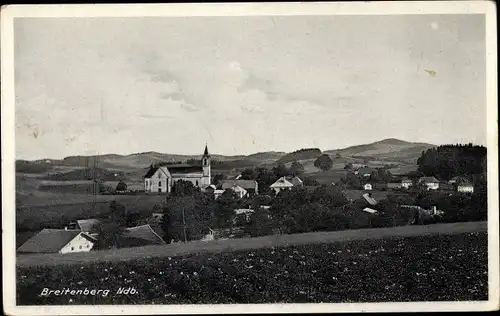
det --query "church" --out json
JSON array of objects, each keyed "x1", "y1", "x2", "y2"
[{"x1": 143, "y1": 145, "x2": 211, "y2": 193}]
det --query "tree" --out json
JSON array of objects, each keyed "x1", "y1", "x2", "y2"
[
  {"x1": 341, "y1": 172, "x2": 361, "y2": 189},
  {"x1": 115, "y1": 181, "x2": 127, "y2": 192},
  {"x1": 272, "y1": 162, "x2": 290, "y2": 178},
  {"x1": 290, "y1": 161, "x2": 305, "y2": 176},
  {"x1": 172, "y1": 179, "x2": 197, "y2": 196},
  {"x1": 310, "y1": 185, "x2": 349, "y2": 208},
  {"x1": 212, "y1": 173, "x2": 225, "y2": 185},
  {"x1": 97, "y1": 201, "x2": 127, "y2": 249},
  {"x1": 314, "y1": 154, "x2": 333, "y2": 171},
  {"x1": 244, "y1": 208, "x2": 274, "y2": 237},
  {"x1": 215, "y1": 189, "x2": 240, "y2": 235},
  {"x1": 161, "y1": 192, "x2": 216, "y2": 242},
  {"x1": 303, "y1": 177, "x2": 320, "y2": 186}
]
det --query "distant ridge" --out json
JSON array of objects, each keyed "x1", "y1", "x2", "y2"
[
  {"x1": 324, "y1": 138, "x2": 435, "y2": 163},
  {"x1": 17, "y1": 138, "x2": 436, "y2": 170}
]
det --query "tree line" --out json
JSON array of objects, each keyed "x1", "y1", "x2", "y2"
[{"x1": 417, "y1": 144, "x2": 487, "y2": 181}]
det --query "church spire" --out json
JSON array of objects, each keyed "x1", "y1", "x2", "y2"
[{"x1": 204, "y1": 143, "x2": 209, "y2": 156}]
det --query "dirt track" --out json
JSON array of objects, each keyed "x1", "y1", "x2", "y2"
[{"x1": 16, "y1": 221, "x2": 487, "y2": 268}]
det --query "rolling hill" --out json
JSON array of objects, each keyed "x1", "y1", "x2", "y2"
[
  {"x1": 324, "y1": 138, "x2": 435, "y2": 163},
  {"x1": 16, "y1": 138, "x2": 435, "y2": 175}
]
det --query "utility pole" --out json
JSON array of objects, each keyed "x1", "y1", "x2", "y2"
[{"x1": 182, "y1": 206, "x2": 187, "y2": 242}]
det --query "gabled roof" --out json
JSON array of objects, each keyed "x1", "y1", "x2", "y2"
[
  {"x1": 228, "y1": 184, "x2": 247, "y2": 193},
  {"x1": 121, "y1": 224, "x2": 165, "y2": 246},
  {"x1": 287, "y1": 176, "x2": 303, "y2": 186},
  {"x1": 17, "y1": 229, "x2": 86, "y2": 253},
  {"x1": 168, "y1": 164, "x2": 203, "y2": 174},
  {"x1": 144, "y1": 167, "x2": 159, "y2": 179},
  {"x1": 363, "y1": 207, "x2": 378, "y2": 214},
  {"x1": 419, "y1": 176, "x2": 439, "y2": 183},
  {"x1": 270, "y1": 177, "x2": 294, "y2": 188},
  {"x1": 77, "y1": 219, "x2": 102, "y2": 233},
  {"x1": 362, "y1": 193, "x2": 378, "y2": 206},
  {"x1": 220, "y1": 180, "x2": 258, "y2": 190}
]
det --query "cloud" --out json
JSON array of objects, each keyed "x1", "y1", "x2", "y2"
[{"x1": 13, "y1": 15, "x2": 487, "y2": 159}]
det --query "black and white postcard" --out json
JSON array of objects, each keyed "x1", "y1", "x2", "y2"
[{"x1": 1, "y1": 1, "x2": 498, "y2": 314}]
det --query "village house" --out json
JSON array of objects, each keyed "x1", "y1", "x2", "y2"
[
  {"x1": 143, "y1": 145, "x2": 211, "y2": 193},
  {"x1": 67, "y1": 219, "x2": 102, "y2": 239},
  {"x1": 233, "y1": 208, "x2": 255, "y2": 224},
  {"x1": 269, "y1": 176, "x2": 304, "y2": 195},
  {"x1": 363, "y1": 183, "x2": 373, "y2": 191},
  {"x1": 213, "y1": 189, "x2": 225, "y2": 200},
  {"x1": 401, "y1": 178, "x2": 413, "y2": 189},
  {"x1": 227, "y1": 184, "x2": 249, "y2": 199},
  {"x1": 118, "y1": 224, "x2": 165, "y2": 248},
  {"x1": 456, "y1": 180, "x2": 474, "y2": 193},
  {"x1": 220, "y1": 179, "x2": 259, "y2": 196},
  {"x1": 355, "y1": 167, "x2": 376, "y2": 177},
  {"x1": 270, "y1": 177, "x2": 294, "y2": 195},
  {"x1": 418, "y1": 176, "x2": 440, "y2": 190},
  {"x1": 17, "y1": 229, "x2": 97, "y2": 254}
]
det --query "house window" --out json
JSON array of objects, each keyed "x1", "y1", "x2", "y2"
[
  {"x1": 158, "y1": 181, "x2": 162, "y2": 187},
  {"x1": 71, "y1": 247, "x2": 74, "y2": 251},
  {"x1": 79, "y1": 245, "x2": 82, "y2": 249},
  {"x1": 196, "y1": 180, "x2": 199, "y2": 186}
]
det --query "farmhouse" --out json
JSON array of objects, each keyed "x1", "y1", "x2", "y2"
[
  {"x1": 67, "y1": 218, "x2": 102, "y2": 237},
  {"x1": 363, "y1": 183, "x2": 373, "y2": 191},
  {"x1": 270, "y1": 177, "x2": 294, "y2": 195},
  {"x1": 213, "y1": 189, "x2": 225, "y2": 200},
  {"x1": 144, "y1": 145, "x2": 211, "y2": 193},
  {"x1": 355, "y1": 167, "x2": 375, "y2": 177},
  {"x1": 119, "y1": 224, "x2": 165, "y2": 248},
  {"x1": 227, "y1": 184, "x2": 249, "y2": 199},
  {"x1": 456, "y1": 180, "x2": 474, "y2": 193},
  {"x1": 418, "y1": 176, "x2": 440, "y2": 190},
  {"x1": 401, "y1": 178, "x2": 413, "y2": 189},
  {"x1": 220, "y1": 179, "x2": 259, "y2": 195},
  {"x1": 17, "y1": 229, "x2": 97, "y2": 254}
]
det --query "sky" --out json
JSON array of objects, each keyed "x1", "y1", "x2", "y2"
[{"x1": 14, "y1": 14, "x2": 487, "y2": 160}]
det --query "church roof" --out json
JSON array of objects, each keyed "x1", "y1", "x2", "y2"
[
  {"x1": 144, "y1": 164, "x2": 203, "y2": 177},
  {"x1": 204, "y1": 144, "x2": 209, "y2": 156},
  {"x1": 144, "y1": 167, "x2": 159, "y2": 179},
  {"x1": 168, "y1": 165, "x2": 203, "y2": 174}
]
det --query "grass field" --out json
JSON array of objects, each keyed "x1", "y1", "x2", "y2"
[
  {"x1": 17, "y1": 232, "x2": 487, "y2": 304},
  {"x1": 16, "y1": 194, "x2": 167, "y2": 234},
  {"x1": 16, "y1": 221, "x2": 486, "y2": 268}
]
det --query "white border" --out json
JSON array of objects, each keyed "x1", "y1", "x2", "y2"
[{"x1": 1, "y1": 1, "x2": 498, "y2": 314}]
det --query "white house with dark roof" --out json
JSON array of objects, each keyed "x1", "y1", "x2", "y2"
[
  {"x1": 17, "y1": 229, "x2": 96, "y2": 254},
  {"x1": 418, "y1": 176, "x2": 440, "y2": 190},
  {"x1": 401, "y1": 178, "x2": 413, "y2": 189},
  {"x1": 270, "y1": 177, "x2": 294, "y2": 195},
  {"x1": 144, "y1": 145, "x2": 211, "y2": 193},
  {"x1": 455, "y1": 178, "x2": 474, "y2": 193},
  {"x1": 269, "y1": 176, "x2": 304, "y2": 195}
]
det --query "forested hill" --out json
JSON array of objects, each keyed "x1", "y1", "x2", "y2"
[{"x1": 417, "y1": 144, "x2": 487, "y2": 181}]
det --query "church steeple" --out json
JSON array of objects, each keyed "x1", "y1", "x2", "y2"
[{"x1": 202, "y1": 143, "x2": 211, "y2": 185}]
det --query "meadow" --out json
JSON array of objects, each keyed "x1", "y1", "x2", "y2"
[{"x1": 17, "y1": 232, "x2": 487, "y2": 305}]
